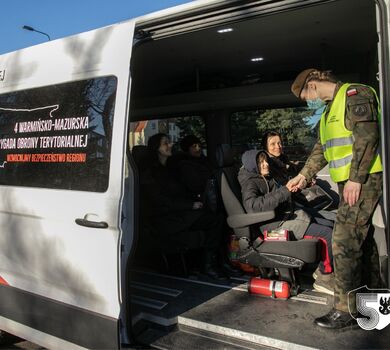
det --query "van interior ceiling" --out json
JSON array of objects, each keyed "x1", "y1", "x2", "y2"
[{"x1": 130, "y1": 0, "x2": 378, "y2": 120}]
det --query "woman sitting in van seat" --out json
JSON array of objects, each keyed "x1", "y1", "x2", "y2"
[
  {"x1": 175, "y1": 135, "x2": 242, "y2": 276},
  {"x1": 142, "y1": 133, "x2": 228, "y2": 282},
  {"x1": 262, "y1": 130, "x2": 336, "y2": 210},
  {"x1": 261, "y1": 130, "x2": 301, "y2": 185},
  {"x1": 177, "y1": 135, "x2": 213, "y2": 196},
  {"x1": 238, "y1": 149, "x2": 334, "y2": 295},
  {"x1": 172, "y1": 135, "x2": 223, "y2": 214}
]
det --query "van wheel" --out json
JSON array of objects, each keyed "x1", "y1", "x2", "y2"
[{"x1": 0, "y1": 330, "x2": 22, "y2": 345}]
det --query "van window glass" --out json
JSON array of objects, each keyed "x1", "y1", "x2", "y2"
[
  {"x1": 0, "y1": 76, "x2": 117, "y2": 192},
  {"x1": 231, "y1": 107, "x2": 317, "y2": 166},
  {"x1": 129, "y1": 116, "x2": 206, "y2": 154}
]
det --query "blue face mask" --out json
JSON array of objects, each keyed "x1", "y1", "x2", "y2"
[{"x1": 306, "y1": 97, "x2": 326, "y2": 110}]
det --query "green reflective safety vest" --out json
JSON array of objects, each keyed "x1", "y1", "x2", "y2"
[{"x1": 319, "y1": 83, "x2": 382, "y2": 183}]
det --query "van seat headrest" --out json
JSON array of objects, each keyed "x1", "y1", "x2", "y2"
[{"x1": 216, "y1": 144, "x2": 234, "y2": 168}]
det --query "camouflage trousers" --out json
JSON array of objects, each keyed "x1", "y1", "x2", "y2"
[{"x1": 333, "y1": 172, "x2": 383, "y2": 313}]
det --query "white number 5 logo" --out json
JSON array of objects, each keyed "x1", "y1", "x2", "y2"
[{"x1": 356, "y1": 292, "x2": 390, "y2": 330}]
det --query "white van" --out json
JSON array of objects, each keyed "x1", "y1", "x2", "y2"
[{"x1": 0, "y1": 0, "x2": 389, "y2": 348}]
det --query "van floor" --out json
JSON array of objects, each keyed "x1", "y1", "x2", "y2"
[{"x1": 130, "y1": 269, "x2": 390, "y2": 350}]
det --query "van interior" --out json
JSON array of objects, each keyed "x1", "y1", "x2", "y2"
[{"x1": 126, "y1": 0, "x2": 390, "y2": 348}]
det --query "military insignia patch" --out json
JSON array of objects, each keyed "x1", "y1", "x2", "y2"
[
  {"x1": 347, "y1": 88, "x2": 358, "y2": 96},
  {"x1": 350, "y1": 287, "x2": 390, "y2": 331},
  {"x1": 353, "y1": 104, "x2": 368, "y2": 116}
]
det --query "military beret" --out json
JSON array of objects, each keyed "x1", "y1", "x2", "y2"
[{"x1": 291, "y1": 68, "x2": 317, "y2": 98}]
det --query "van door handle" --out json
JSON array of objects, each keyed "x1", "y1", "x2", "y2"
[{"x1": 75, "y1": 214, "x2": 108, "y2": 229}]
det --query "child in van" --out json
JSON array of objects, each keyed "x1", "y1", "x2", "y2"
[{"x1": 238, "y1": 149, "x2": 334, "y2": 294}]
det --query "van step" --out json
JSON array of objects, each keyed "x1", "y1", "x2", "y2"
[
  {"x1": 178, "y1": 317, "x2": 316, "y2": 350},
  {"x1": 137, "y1": 326, "x2": 273, "y2": 350}
]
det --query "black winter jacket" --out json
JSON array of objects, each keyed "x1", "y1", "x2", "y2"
[
  {"x1": 178, "y1": 154, "x2": 213, "y2": 197},
  {"x1": 268, "y1": 153, "x2": 300, "y2": 186},
  {"x1": 143, "y1": 161, "x2": 194, "y2": 216},
  {"x1": 237, "y1": 150, "x2": 291, "y2": 215},
  {"x1": 140, "y1": 160, "x2": 209, "y2": 248}
]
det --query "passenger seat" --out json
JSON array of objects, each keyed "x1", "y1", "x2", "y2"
[{"x1": 215, "y1": 144, "x2": 320, "y2": 292}]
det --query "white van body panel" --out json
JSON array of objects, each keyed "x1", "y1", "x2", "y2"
[{"x1": 0, "y1": 20, "x2": 135, "y2": 346}]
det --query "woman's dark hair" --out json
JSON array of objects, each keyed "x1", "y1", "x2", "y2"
[
  {"x1": 148, "y1": 133, "x2": 168, "y2": 154},
  {"x1": 261, "y1": 130, "x2": 282, "y2": 151},
  {"x1": 180, "y1": 134, "x2": 201, "y2": 152}
]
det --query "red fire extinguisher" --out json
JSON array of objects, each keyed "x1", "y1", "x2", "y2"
[{"x1": 248, "y1": 277, "x2": 290, "y2": 299}]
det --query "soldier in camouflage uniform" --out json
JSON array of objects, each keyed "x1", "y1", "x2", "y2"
[{"x1": 288, "y1": 69, "x2": 382, "y2": 329}]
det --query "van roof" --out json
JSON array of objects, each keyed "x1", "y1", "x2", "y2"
[{"x1": 135, "y1": 0, "x2": 227, "y2": 25}]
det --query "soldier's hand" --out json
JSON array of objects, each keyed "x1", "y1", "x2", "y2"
[
  {"x1": 343, "y1": 180, "x2": 362, "y2": 206},
  {"x1": 287, "y1": 174, "x2": 307, "y2": 192}
]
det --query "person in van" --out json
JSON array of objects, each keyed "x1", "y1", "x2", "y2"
[
  {"x1": 177, "y1": 135, "x2": 213, "y2": 198},
  {"x1": 262, "y1": 130, "x2": 334, "y2": 210},
  {"x1": 261, "y1": 130, "x2": 300, "y2": 185},
  {"x1": 238, "y1": 149, "x2": 334, "y2": 294},
  {"x1": 174, "y1": 135, "x2": 219, "y2": 213},
  {"x1": 142, "y1": 133, "x2": 228, "y2": 282},
  {"x1": 175, "y1": 134, "x2": 243, "y2": 276}
]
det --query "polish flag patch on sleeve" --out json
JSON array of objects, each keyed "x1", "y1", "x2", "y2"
[{"x1": 347, "y1": 88, "x2": 358, "y2": 96}]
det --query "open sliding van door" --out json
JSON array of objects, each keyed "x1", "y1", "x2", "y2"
[
  {"x1": 376, "y1": 0, "x2": 390, "y2": 286},
  {"x1": 0, "y1": 21, "x2": 135, "y2": 349}
]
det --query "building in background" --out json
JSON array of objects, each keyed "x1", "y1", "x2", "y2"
[{"x1": 129, "y1": 118, "x2": 181, "y2": 149}]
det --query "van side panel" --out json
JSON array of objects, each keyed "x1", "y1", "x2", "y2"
[
  {"x1": 0, "y1": 21, "x2": 135, "y2": 349},
  {"x1": 0, "y1": 286, "x2": 117, "y2": 349}
]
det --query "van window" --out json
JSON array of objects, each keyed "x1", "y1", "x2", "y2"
[
  {"x1": 129, "y1": 115, "x2": 205, "y2": 153},
  {"x1": 231, "y1": 107, "x2": 317, "y2": 166},
  {"x1": 0, "y1": 76, "x2": 117, "y2": 192}
]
